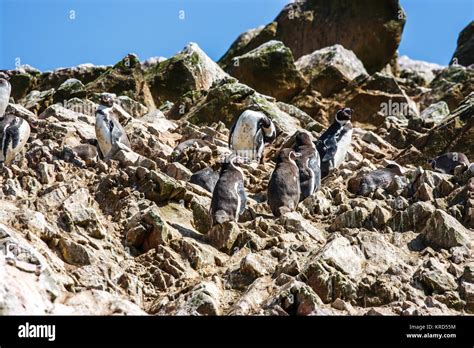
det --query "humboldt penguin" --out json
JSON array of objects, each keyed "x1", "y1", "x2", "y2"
[
  {"x1": 267, "y1": 148, "x2": 301, "y2": 217},
  {"x1": 229, "y1": 110, "x2": 276, "y2": 162},
  {"x1": 293, "y1": 131, "x2": 321, "y2": 201},
  {"x1": 0, "y1": 78, "x2": 31, "y2": 165},
  {"x1": 210, "y1": 155, "x2": 247, "y2": 225},
  {"x1": 95, "y1": 94, "x2": 131, "y2": 158},
  {"x1": 428, "y1": 152, "x2": 470, "y2": 174},
  {"x1": 316, "y1": 108, "x2": 353, "y2": 177},
  {"x1": 190, "y1": 167, "x2": 220, "y2": 193},
  {"x1": 348, "y1": 163, "x2": 404, "y2": 196}
]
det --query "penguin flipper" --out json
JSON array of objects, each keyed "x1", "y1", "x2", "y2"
[
  {"x1": 228, "y1": 122, "x2": 236, "y2": 148},
  {"x1": 237, "y1": 180, "x2": 247, "y2": 215}
]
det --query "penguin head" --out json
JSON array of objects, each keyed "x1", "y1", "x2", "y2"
[
  {"x1": 427, "y1": 158, "x2": 436, "y2": 170},
  {"x1": 294, "y1": 131, "x2": 313, "y2": 147},
  {"x1": 277, "y1": 148, "x2": 301, "y2": 164},
  {"x1": 259, "y1": 115, "x2": 276, "y2": 142},
  {"x1": 99, "y1": 93, "x2": 115, "y2": 107},
  {"x1": 335, "y1": 108, "x2": 353, "y2": 124}
]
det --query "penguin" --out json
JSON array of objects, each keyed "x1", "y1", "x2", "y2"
[
  {"x1": 316, "y1": 108, "x2": 353, "y2": 178},
  {"x1": 0, "y1": 78, "x2": 11, "y2": 117},
  {"x1": 348, "y1": 163, "x2": 404, "y2": 196},
  {"x1": 210, "y1": 155, "x2": 247, "y2": 225},
  {"x1": 189, "y1": 167, "x2": 220, "y2": 193},
  {"x1": 63, "y1": 144, "x2": 99, "y2": 167},
  {"x1": 428, "y1": 152, "x2": 470, "y2": 174},
  {"x1": 267, "y1": 148, "x2": 301, "y2": 217},
  {"x1": 95, "y1": 94, "x2": 131, "y2": 158},
  {"x1": 293, "y1": 131, "x2": 321, "y2": 201},
  {"x1": 0, "y1": 78, "x2": 30, "y2": 165},
  {"x1": 229, "y1": 110, "x2": 276, "y2": 162}
]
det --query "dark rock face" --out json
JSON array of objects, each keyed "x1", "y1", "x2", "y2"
[
  {"x1": 452, "y1": 21, "x2": 474, "y2": 67},
  {"x1": 227, "y1": 41, "x2": 306, "y2": 102},
  {"x1": 220, "y1": 0, "x2": 406, "y2": 74}
]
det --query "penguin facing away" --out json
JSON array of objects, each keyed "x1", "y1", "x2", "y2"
[
  {"x1": 293, "y1": 131, "x2": 321, "y2": 201},
  {"x1": 0, "y1": 78, "x2": 31, "y2": 165},
  {"x1": 316, "y1": 108, "x2": 353, "y2": 178},
  {"x1": 428, "y1": 152, "x2": 470, "y2": 174},
  {"x1": 189, "y1": 167, "x2": 220, "y2": 193},
  {"x1": 95, "y1": 95, "x2": 131, "y2": 158},
  {"x1": 229, "y1": 110, "x2": 276, "y2": 162},
  {"x1": 210, "y1": 155, "x2": 247, "y2": 225},
  {"x1": 267, "y1": 148, "x2": 301, "y2": 217}
]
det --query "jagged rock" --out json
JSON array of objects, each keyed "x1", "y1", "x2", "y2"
[
  {"x1": 206, "y1": 222, "x2": 241, "y2": 254},
  {"x1": 295, "y1": 44, "x2": 367, "y2": 97},
  {"x1": 227, "y1": 40, "x2": 306, "y2": 101},
  {"x1": 388, "y1": 201, "x2": 435, "y2": 232},
  {"x1": 53, "y1": 78, "x2": 86, "y2": 103},
  {"x1": 220, "y1": 0, "x2": 406, "y2": 73},
  {"x1": 146, "y1": 43, "x2": 228, "y2": 106},
  {"x1": 277, "y1": 212, "x2": 326, "y2": 243},
  {"x1": 421, "y1": 66, "x2": 474, "y2": 110},
  {"x1": 452, "y1": 21, "x2": 474, "y2": 67},
  {"x1": 414, "y1": 92, "x2": 474, "y2": 160},
  {"x1": 265, "y1": 280, "x2": 324, "y2": 315},
  {"x1": 463, "y1": 262, "x2": 474, "y2": 283},
  {"x1": 86, "y1": 54, "x2": 155, "y2": 109},
  {"x1": 398, "y1": 55, "x2": 443, "y2": 86},
  {"x1": 58, "y1": 239, "x2": 93, "y2": 266},
  {"x1": 419, "y1": 101, "x2": 450, "y2": 124},
  {"x1": 422, "y1": 209, "x2": 471, "y2": 249},
  {"x1": 240, "y1": 252, "x2": 278, "y2": 280},
  {"x1": 414, "y1": 258, "x2": 458, "y2": 294}
]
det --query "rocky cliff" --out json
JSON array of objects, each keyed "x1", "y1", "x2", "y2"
[{"x1": 0, "y1": 0, "x2": 473, "y2": 316}]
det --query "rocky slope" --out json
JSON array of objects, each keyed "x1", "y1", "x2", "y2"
[{"x1": 0, "y1": 0, "x2": 473, "y2": 316}]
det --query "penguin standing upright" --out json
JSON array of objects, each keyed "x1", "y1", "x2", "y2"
[
  {"x1": 95, "y1": 94, "x2": 131, "y2": 158},
  {"x1": 316, "y1": 108, "x2": 353, "y2": 178},
  {"x1": 229, "y1": 110, "x2": 276, "y2": 162},
  {"x1": 267, "y1": 148, "x2": 301, "y2": 217},
  {"x1": 0, "y1": 78, "x2": 31, "y2": 165},
  {"x1": 210, "y1": 155, "x2": 247, "y2": 225},
  {"x1": 293, "y1": 131, "x2": 321, "y2": 201}
]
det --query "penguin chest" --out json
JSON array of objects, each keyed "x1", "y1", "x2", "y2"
[
  {"x1": 333, "y1": 129, "x2": 352, "y2": 169},
  {"x1": 234, "y1": 182, "x2": 241, "y2": 220},
  {"x1": 95, "y1": 117, "x2": 113, "y2": 156},
  {"x1": 232, "y1": 121, "x2": 258, "y2": 158},
  {"x1": 1, "y1": 119, "x2": 30, "y2": 164}
]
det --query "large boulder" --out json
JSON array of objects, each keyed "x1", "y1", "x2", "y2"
[
  {"x1": 420, "y1": 65, "x2": 474, "y2": 110},
  {"x1": 413, "y1": 92, "x2": 474, "y2": 160},
  {"x1": 227, "y1": 41, "x2": 306, "y2": 101},
  {"x1": 398, "y1": 55, "x2": 444, "y2": 86},
  {"x1": 295, "y1": 44, "x2": 368, "y2": 97},
  {"x1": 452, "y1": 21, "x2": 474, "y2": 67},
  {"x1": 146, "y1": 43, "x2": 228, "y2": 107},
  {"x1": 219, "y1": 0, "x2": 406, "y2": 74},
  {"x1": 422, "y1": 209, "x2": 471, "y2": 249},
  {"x1": 86, "y1": 54, "x2": 155, "y2": 109}
]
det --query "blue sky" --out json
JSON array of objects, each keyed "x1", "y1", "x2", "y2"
[{"x1": 0, "y1": 0, "x2": 472, "y2": 71}]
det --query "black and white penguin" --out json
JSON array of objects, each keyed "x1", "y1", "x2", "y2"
[
  {"x1": 210, "y1": 155, "x2": 247, "y2": 225},
  {"x1": 267, "y1": 148, "x2": 301, "y2": 217},
  {"x1": 229, "y1": 110, "x2": 276, "y2": 162},
  {"x1": 190, "y1": 167, "x2": 220, "y2": 193},
  {"x1": 95, "y1": 94, "x2": 131, "y2": 158},
  {"x1": 348, "y1": 163, "x2": 404, "y2": 196},
  {"x1": 316, "y1": 108, "x2": 353, "y2": 178},
  {"x1": 428, "y1": 152, "x2": 470, "y2": 174},
  {"x1": 293, "y1": 131, "x2": 321, "y2": 201},
  {"x1": 0, "y1": 78, "x2": 31, "y2": 165},
  {"x1": 0, "y1": 78, "x2": 11, "y2": 117}
]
